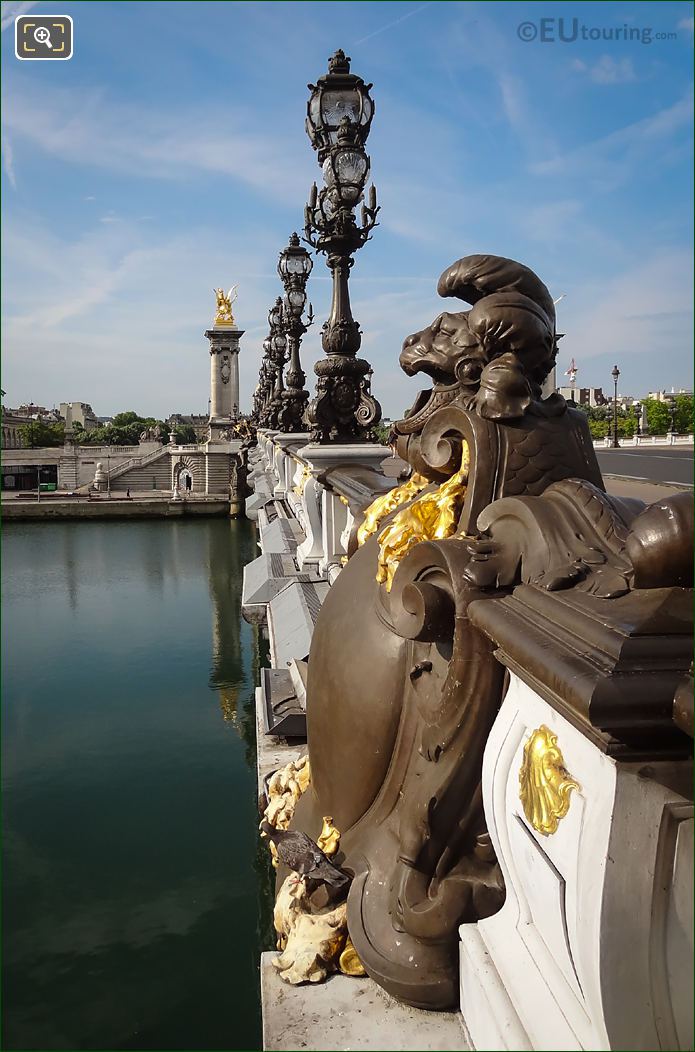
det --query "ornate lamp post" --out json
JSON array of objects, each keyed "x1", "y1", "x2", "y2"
[
  {"x1": 276, "y1": 233, "x2": 314, "y2": 432},
  {"x1": 257, "y1": 338, "x2": 275, "y2": 427},
  {"x1": 304, "y1": 50, "x2": 382, "y2": 443},
  {"x1": 267, "y1": 298, "x2": 288, "y2": 429},
  {"x1": 611, "y1": 365, "x2": 620, "y2": 448}
]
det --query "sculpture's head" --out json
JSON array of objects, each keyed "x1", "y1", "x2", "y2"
[{"x1": 396, "y1": 254, "x2": 560, "y2": 433}]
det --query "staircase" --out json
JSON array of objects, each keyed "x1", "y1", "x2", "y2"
[{"x1": 76, "y1": 445, "x2": 172, "y2": 493}]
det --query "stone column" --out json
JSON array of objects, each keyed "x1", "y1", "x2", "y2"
[{"x1": 205, "y1": 325, "x2": 244, "y2": 442}]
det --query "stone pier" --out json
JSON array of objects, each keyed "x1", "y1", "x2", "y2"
[{"x1": 206, "y1": 324, "x2": 244, "y2": 442}]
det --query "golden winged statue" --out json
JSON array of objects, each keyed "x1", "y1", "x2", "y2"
[{"x1": 213, "y1": 285, "x2": 238, "y2": 326}]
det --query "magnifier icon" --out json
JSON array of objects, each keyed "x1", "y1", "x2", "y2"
[{"x1": 33, "y1": 26, "x2": 53, "y2": 48}]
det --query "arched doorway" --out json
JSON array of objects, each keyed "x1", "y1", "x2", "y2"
[{"x1": 173, "y1": 458, "x2": 201, "y2": 498}]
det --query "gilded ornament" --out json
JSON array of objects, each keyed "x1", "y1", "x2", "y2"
[
  {"x1": 357, "y1": 471, "x2": 430, "y2": 547},
  {"x1": 519, "y1": 725, "x2": 580, "y2": 836},
  {"x1": 261, "y1": 755, "x2": 311, "y2": 836},
  {"x1": 316, "y1": 816, "x2": 341, "y2": 857},
  {"x1": 339, "y1": 936, "x2": 367, "y2": 976},
  {"x1": 213, "y1": 285, "x2": 238, "y2": 327},
  {"x1": 293, "y1": 465, "x2": 312, "y2": 497},
  {"x1": 376, "y1": 443, "x2": 470, "y2": 591},
  {"x1": 272, "y1": 873, "x2": 350, "y2": 985}
]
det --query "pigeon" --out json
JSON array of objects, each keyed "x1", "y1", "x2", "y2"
[{"x1": 260, "y1": 820, "x2": 350, "y2": 890}]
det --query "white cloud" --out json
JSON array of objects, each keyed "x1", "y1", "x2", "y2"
[
  {"x1": 1, "y1": 214, "x2": 285, "y2": 414},
  {"x1": 1, "y1": 0, "x2": 36, "y2": 32},
  {"x1": 678, "y1": 16, "x2": 694, "y2": 33},
  {"x1": 558, "y1": 249, "x2": 694, "y2": 372},
  {"x1": 530, "y1": 92, "x2": 693, "y2": 189},
  {"x1": 1, "y1": 133, "x2": 16, "y2": 187},
  {"x1": 1, "y1": 76, "x2": 314, "y2": 205},
  {"x1": 572, "y1": 55, "x2": 637, "y2": 85}
]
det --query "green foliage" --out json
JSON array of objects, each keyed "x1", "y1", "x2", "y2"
[
  {"x1": 672, "y1": 394, "x2": 694, "y2": 433},
  {"x1": 643, "y1": 395, "x2": 693, "y2": 435},
  {"x1": 171, "y1": 425, "x2": 197, "y2": 444},
  {"x1": 644, "y1": 398, "x2": 672, "y2": 435},
  {"x1": 19, "y1": 420, "x2": 65, "y2": 448},
  {"x1": 588, "y1": 418, "x2": 609, "y2": 439},
  {"x1": 111, "y1": 411, "x2": 141, "y2": 428},
  {"x1": 373, "y1": 422, "x2": 394, "y2": 446},
  {"x1": 579, "y1": 402, "x2": 636, "y2": 439},
  {"x1": 80, "y1": 412, "x2": 168, "y2": 447}
]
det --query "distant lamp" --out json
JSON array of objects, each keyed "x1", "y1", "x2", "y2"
[
  {"x1": 275, "y1": 233, "x2": 314, "y2": 432},
  {"x1": 611, "y1": 365, "x2": 620, "y2": 448}
]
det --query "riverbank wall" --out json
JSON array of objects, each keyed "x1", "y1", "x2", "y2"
[{"x1": 2, "y1": 496, "x2": 230, "y2": 521}]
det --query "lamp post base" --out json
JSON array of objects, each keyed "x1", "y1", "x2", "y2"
[
  {"x1": 307, "y1": 356, "x2": 381, "y2": 443},
  {"x1": 278, "y1": 389, "x2": 309, "y2": 433}
]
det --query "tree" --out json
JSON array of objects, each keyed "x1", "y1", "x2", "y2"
[
  {"x1": 373, "y1": 422, "x2": 394, "y2": 446},
  {"x1": 81, "y1": 414, "x2": 169, "y2": 446},
  {"x1": 171, "y1": 425, "x2": 197, "y2": 444},
  {"x1": 673, "y1": 394, "x2": 694, "y2": 434},
  {"x1": 111, "y1": 411, "x2": 141, "y2": 428},
  {"x1": 577, "y1": 402, "x2": 636, "y2": 439},
  {"x1": 644, "y1": 398, "x2": 672, "y2": 435},
  {"x1": 19, "y1": 420, "x2": 64, "y2": 448}
]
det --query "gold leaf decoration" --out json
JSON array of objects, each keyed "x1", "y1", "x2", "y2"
[
  {"x1": 519, "y1": 725, "x2": 580, "y2": 836},
  {"x1": 317, "y1": 816, "x2": 341, "y2": 858},
  {"x1": 293, "y1": 465, "x2": 311, "y2": 497},
  {"x1": 376, "y1": 443, "x2": 470, "y2": 591},
  {"x1": 339, "y1": 936, "x2": 367, "y2": 977},
  {"x1": 356, "y1": 472, "x2": 430, "y2": 548}
]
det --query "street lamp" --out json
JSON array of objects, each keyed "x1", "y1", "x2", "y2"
[
  {"x1": 668, "y1": 401, "x2": 678, "y2": 435},
  {"x1": 633, "y1": 401, "x2": 641, "y2": 437},
  {"x1": 304, "y1": 50, "x2": 382, "y2": 443},
  {"x1": 611, "y1": 365, "x2": 620, "y2": 448},
  {"x1": 257, "y1": 337, "x2": 276, "y2": 427},
  {"x1": 276, "y1": 233, "x2": 314, "y2": 432},
  {"x1": 267, "y1": 299, "x2": 288, "y2": 429}
]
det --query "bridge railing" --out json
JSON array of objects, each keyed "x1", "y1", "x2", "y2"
[{"x1": 593, "y1": 433, "x2": 694, "y2": 448}]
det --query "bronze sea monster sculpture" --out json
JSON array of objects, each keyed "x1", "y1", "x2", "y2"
[{"x1": 289, "y1": 253, "x2": 693, "y2": 1009}]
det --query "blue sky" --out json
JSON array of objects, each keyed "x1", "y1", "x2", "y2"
[{"x1": 2, "y1": 0, "x2": 693, "y2": 419}]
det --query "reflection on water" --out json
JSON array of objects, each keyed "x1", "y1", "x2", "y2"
[{"x1": 2, "y1": 518, "x2": 267, "y2": 1051}]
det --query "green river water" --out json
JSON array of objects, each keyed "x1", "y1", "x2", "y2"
[{"x1": 2, "y1": 518, "x2": 272, "y2": 1051}]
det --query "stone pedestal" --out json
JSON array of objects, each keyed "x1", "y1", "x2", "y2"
[
  {"x1": 461, "y1": 582, "x2": 693, "y2": 1051},
  {"x1": 205, "y1": 325, "x2": 244, "y2": 440}
]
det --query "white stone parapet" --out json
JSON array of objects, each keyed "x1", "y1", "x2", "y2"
[
  {"x1": 593, "y1": 434, "x2": 694, "y2": 447},
  {"x1": 459, "y1": 671, "x2": 693, "y2": 1051},
  {"x1": 242, "y1": 431, "x2": 406, "y2": 738}
]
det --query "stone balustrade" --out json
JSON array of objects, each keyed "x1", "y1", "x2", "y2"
[
  {"x1": 593, "y1": 433, "x2": 694, "y2": 447},
  {"x1": 242, "y1": 429, "x2": 407, "y2": 737}
]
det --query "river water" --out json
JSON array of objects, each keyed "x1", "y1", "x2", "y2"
[{"x1": 2, "y1": 518, "x2": 271, "y2": 1051}]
